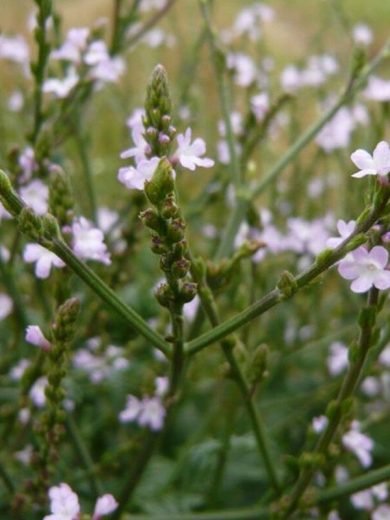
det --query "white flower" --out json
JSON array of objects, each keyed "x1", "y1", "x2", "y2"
[
  {"x1": 93, "y1": 494, "x2": 118, "y2": 519},
  {"x1": 44, "y1": 483, "x2": 80, "y2": 520},
  {"x1": 29, "y1": 376, "x2": 48, "y2": 408},
  {"x1": 0, "y1": 35, "x2": 29, "y2": 65},
  {"x1": 353, "y1": 24, "x2": 373, "y2": 46},
  {"x1": 43, "y1": 69, "x2": 79, "y2": 98},
  {"x1": 118, "y1": 156, "x2": 159, "y2": 190},
  {"x1": 175, "y1": 128, "x2": 214, "y2": 171},
  {"x1": 327, "y1": 341, "x2": 349, "y2": 376},
  {"x1": 326, "y1": 220, "x2": 356, "y2": 249},
  {"x1": 364, "y1": 76, "x2": 390, "y2": 102},
  {"x1": 250, "y1": 92, "x2": 269, "y2": 121},
  {"x1": 0, "y1": 293, "x2": 13, "y2": 320},
  {"x1": 120, "y1": 126, "x2": 149, "y2": 164},
  {"x1": 8, "y1": 90, "x2": 24, "y2": 112},
  {"x1": 25, "y1": 325, "x2": 51, "y2": 351},
  {"x1": 227, "y1": 52, "x2": 257, "y2": 87},
  {"x1": 280, "y1": 65, "x2": 302, "y2": 92},
  {"x1": 72, "y1": 217, "x2": 111, "y2": 265},
  {"x1": 51, "y1": 27, "x2": 89, "y2": 63},
  {"x1": 312, "y1": 415, "x2": 328, "y2": 433},
  {"x1": 373, "y1": 505, "x2": 390, "y2": 520},
  {"x1": 351, "y1": 141, "x2": 390, "y2": 178},
  {"x1": 18, "y1": 147, "x2": 38, "y2": 179},
  {"x1": 342, "y1": 421, "x2": 374, "y2": 468},
  {"x1": 119, "y1": 395, "x2": 143, "y2": 423},
  {"x1": 23, "y1": 244, "x2": 65, "y2": 279},
  {"x1": 138, "y1": 396, "x2": 166, "y2": 431},
  {"x1": 338, "y1": 246, "x2": 390, "y2": 293},
  {"x1": 19, "y1": 179, "x2": 48, "y2": 215}
]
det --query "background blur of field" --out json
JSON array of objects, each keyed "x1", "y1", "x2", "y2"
[{"x1": 0, "y1": 0, "x2": 389, "y2": 209}]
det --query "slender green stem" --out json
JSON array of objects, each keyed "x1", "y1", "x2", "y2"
[
  {"x1": 200, "y1": 0, "x2": 241, "y2": 188},
  {"x1": 65, "y1": 414, "x2": 103, "y2": 497},
  {"x1": 189, "y1": 257, "x2": 281, "y2": 493},
  {"x1": 73, "y1": 121, "x2": 97, "y2": 223},
  {"x1": 0, "y1": 461, "x2": 14, "y2": 494},
  {"x1": 169, "y1": 308, "x2": 184, "y2": 397},
  {"x1": 186, "y1": 188, "x2": 390, "y2": 355},
  {"x1": 215, "y1": 37, "x2": 390, "y2": 259},
  {"x1": 282, "y1": 287, "x2": 381, "y2": 518},
  {"x1": 31, "y1": 0, "x2": 52, "y2": 144},
  {"x1": 51, "y1": 239, "x2": 170, "y2": 356}
]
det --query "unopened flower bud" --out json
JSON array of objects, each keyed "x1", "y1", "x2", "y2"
[
  {"x1": 18, "y1": 207, "x2": 44, "y2": 241},
  {"x1": 140, "y1": 208, "x2": 166, "y2": 234},
  {"x1": 277, "y1": 271, "x2": 298, "y2": 299},
  {"x1": 151, "y1": 235, "x2": 168, "y2": 255},
  {"x1": 172, "y1": 258, "x2": 191, "y2": 278},
  {"x1": 144, "y1": 158, "x2": 175, "y2": 205},
  {"x1": 52, "y1": 297, "x2": 80, "y2": 343},
  {"x1": 155, "y1": 282, "x2": 173, "y2": 307},
  {"x1": 158, "y1": 133, "x2": 170, "y2": 145},
  {"x1": 160, "y1": 194, "x2": 180, "y2": 219},
  {"x1": 0, "y1": 169, "x2": 24, "y2": 217},
  {"x1": 178, "y1": 281, "x2": 197, "y2": 303},
  {"x1": 166, "y1": 218, "x2": 185, "y2": 243}
]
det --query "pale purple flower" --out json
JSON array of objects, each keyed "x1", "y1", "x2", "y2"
[
  {"x1": 126, "y1": 108, "x2": 145, "y2": 131},
  {"x1": 338, "y1": 246, "x2": 390, "y2": 293},
  {"x1": 342, "y1": 421, "x2": 374, "y2": 468},
  {"x1": 138, "y1": 396, "x2": 166, "y2": 431},
  {"x1": 119, "y1": 396, "x2": 143, "y2": 423},
  {"x1": 14, "y1": 444, "x2": 33, "y2": 466},
  {"x1": 19, "y1": 179, "x2": 48, "y2": 215},
  {"x1": 23, "y1": 244, "x2": 65, "y2": 279},
  {"x1": 25, "y1": 325, "x2": 51, "y2": 351},
  {"x1": 373, "y1": 505, "x2": 390, "y2": 520},
  {"x1": 18, "y1": 147, "x2": 38, "y2": 179},
  {"x1": 227, "y1": 52, "x2": 258, "y2": 87},
  {"x1": 364, "y1": 76, "x2": 390, "y2": 102},
  {"x1": 353, "y1": 24, "x2": 373, "y2": 46},
  {"x1": 29, "y1": 376, "x2": 48, "y2": 408},
  {"x1": 0, "y1": 293, "x2": 13, "y2": 320},
  {"x1": 142, "y1": 28, "x2": 176, "y2": 48},
  {"x1": 280, "y1": 65, "x2": 302, "y2": 92},
  {"x1": 51, "y1": 27, "x2": 90, "y2": 63},
  {"x1": 217, "y1": 140, "x2": 241, "y2": 165},
  {"x1": 0, "y1": 35, "x2": 29, "y2": 65},
  {"x1": 361, "y1": 376, "x2": 381, "y2": 397},
  {"x1": 93, "y1": 494, "x2": 118, "y2": 519},
  {"x1": 139, "y1": 0, "x2": 167, "y2": 12},
  {"x1": 118, "y1": 156, "x2": 159, "y2": 190},
  {"x1": 316, "y1": 107, "x2": 355, "y2": 152},
  {"x1": 326, "y1": 220, "x2": 356, "y2": 249},
  {"x1": 120, "y1": 126, "x2": 149, "y2": 164},
  {"x1": 327, "y1": 341, "x2": 349, "y2": 376},
  {"x1": 218, "y1": 111, "x2": 242, "y2": 137},
  {"x1": 250, "y1": 92, "x2": 269, "y2": 121},
  {"x1": 312, "y1": 415, "x2": 328, "y2": 433},
  {"x1": 90, "y1": 56, "x2": 124, "y2": 83},
  {"x1": 9, "y1": 359, "x2": 31, "y2": 381},
  {"x1": 155, "y1": 376, "x2": 169, "y2": 396},
  {"x1": 8, "y1": 90, "x2": 24, "y2": 112},
  {"x1": 351, "y1": 141, "x2": 390, "y2": 178},
  {"x1": 351, "y1": 488, "x2": 374, "y2": 510},
  {"x1": 175, "y1": 128, "x2": 214, "y2": 171},
  {"x1": 97, "y1": 207, "x2": 119, "y2": 233},
  {"x1": 379, "y1": 344, "x2": 390, "y2": 368},
  {"x1": 43, "y1": 69, "x2": 79, "y2": 98},
  {"x1": 44, "y1": 483, "x2": 80, "y2": 520},
  {"x1": 72, "y1": 217, "x2": 111, "y2": 265}
]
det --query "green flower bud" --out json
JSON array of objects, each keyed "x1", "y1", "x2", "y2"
[
  {"x1": 171, "y1": 258, "x2": 191, "y2": 278},
  {"x1": 155, "y1": 282, "x2": 173, "y2": 307},
  {"x1": 49, "y1": 167, "x2": 74, "y2": 227},
  {"x1": 178, "y1": 281, "x2": 197, "y2": 303},
  {"x1": 166, "y1": 218, "x2": 186, "y2": 243},
  {"x1": 151, "y1": 235, "x2": 168, "y2": 255},
  {"x1": 160, "y1": 193, "x2": 180, "y2": 219},
  {"x1": 144, "y1": 158, "x2": 175, "y2": 205},
  {"x1": 18, "y1": 207, "x2": 44, "y2": 241},
  {"x1": 277, "y1": 271, "x2": 298, "y2": 299},
  {"x1": 140, "y1": 208, "x2": 166, "y2": 234}
]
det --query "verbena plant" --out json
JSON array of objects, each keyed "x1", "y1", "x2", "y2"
[{"x1": 0, "y1": 1, "x2": 390, "y2": 519}]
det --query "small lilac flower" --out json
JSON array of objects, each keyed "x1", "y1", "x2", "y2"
[
  {"x1": 29, "y1": 376, "x2": 48, "y2": 408},
  {"x1": 227, "y1": 52, "x2": 258, "y2": 87},
  {"x1": 93, "y1": 494, "x2": 118, "y2": 519},
  {"x1": 0, "y1": 293, "x2": 13, "y2": 320},
  {"x1": 72, "y1": 217, "x2": 111, "y2": 265},
  {"x1": 0, "y1": 35, "x2": 29, "y2": 65},
  {"x1": 51, "y1": 27, "x2": 89, "y2": 63},
  {"x1": 312, "y1": 415, "x2": 328, "y2": 433},
  {"x1": 280, "y1": 65, "x2": 302, "y2": 93},
  {"x1": 250, "y1": 92, "x2": 269, "y2": 121},
  {"x1": 379, "y1": 344, "x2": 390, "y2": 368},
  {"x1": 18, "y1": 146, "x2": 38, "y2": 179},
  {"x1": 43, "y1": 69, "x2": 79, "y2": 99},
  {"x1": 126, "y1": 108, "x2": 145, "y2": 131},
  {"x1": 118, "y1": 156, "x2": 159, "y2": 190},
  {"x1": 23, "y1": 244, "x2": 65, "y2": 279},
  {"x1": 373, "y1": 505, "x2": 390, "y2": 520},
  {"x1": 175, "y1": 128, "x2": 214, "y2": 171},
  {"x1": 351, "y1": 141, "x2": 390, "y2": 178},
  {"x1": 155, "y1": 376, "x2": 169, "y2": 396},
  {"x1": 9, "y1": 359, "x2": 31, "y2": 381},
  {"x1": 338, "y1": 246, "x2": 390, "y2": 293},
  {"x1": 342, "y1": 421, "x2": 373, "y2": 468},
  {"x1": 119, "y1": 395, "x2": 142, "y2": 423},
  {"x1": 120, "y1": 126, "x2": 149, "y2": 164},
  {"x1": 19, "y1": 179, "x2": 48, "y2": 215},
  {"x1": 326, "y1": 220, "x2": 356, "y2": 249},
  {"x1": 352, "y1": 24, "x2": 373, "y2": 46},
  {"x1": 364, "y1": 76, "x2": 390, "y2": 102},
  {"x1": 327, "y1": 341, "x2": 349, "y2": 376},
  {"x1": 138, "y1": 396, "x2": 166, "y2": 431},
  {"x1": 44, "y1": 483, "x2": 80, "y2": 520},
  {"x1": 25, "y1": 325, "x2": 51, "y2": 351}
]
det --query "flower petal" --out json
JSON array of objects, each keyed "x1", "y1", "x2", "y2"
[
  {"x1": 350, "y1": 276, "x2": 373, "y2": 293},
  {"x1": 373, "y1": 271, "x2": 390, "y2": 290},
  {"x1": 351, "y1": 149, "x2": 375, "y2": 170}
]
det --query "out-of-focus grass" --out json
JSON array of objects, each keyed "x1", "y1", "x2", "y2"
[{"x1": 0, "y1": 0, "x2": 389, "y2": 206}]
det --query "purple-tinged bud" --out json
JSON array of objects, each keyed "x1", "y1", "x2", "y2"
[
  {"x1": 140, "y1": 208, "x2": 166, "y2": 233},
  {"x1": 178, "y1": 281, "x2": 197, "y2": 303},
  {"x1": 151, "y1": 235, "x2": 167, "y2": 255},
  {"x1": 166, "y1": 218, "x2": 185, "y2": 243},
  {"x1": 159, "y1": 133, "x2": 170, "y2": 145},
  {"x1": 155, "y1": 282, "x2": 173, "y2": 307},
  {"x1": 146, "y1": 127, "x2": 158, "y2": 138},
  {"x1": 160, "y1": 194, "x2": 180, "y2": 219},
  {"x1": 172, "y1": 258, "x2": 190, "y2": 278}
]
